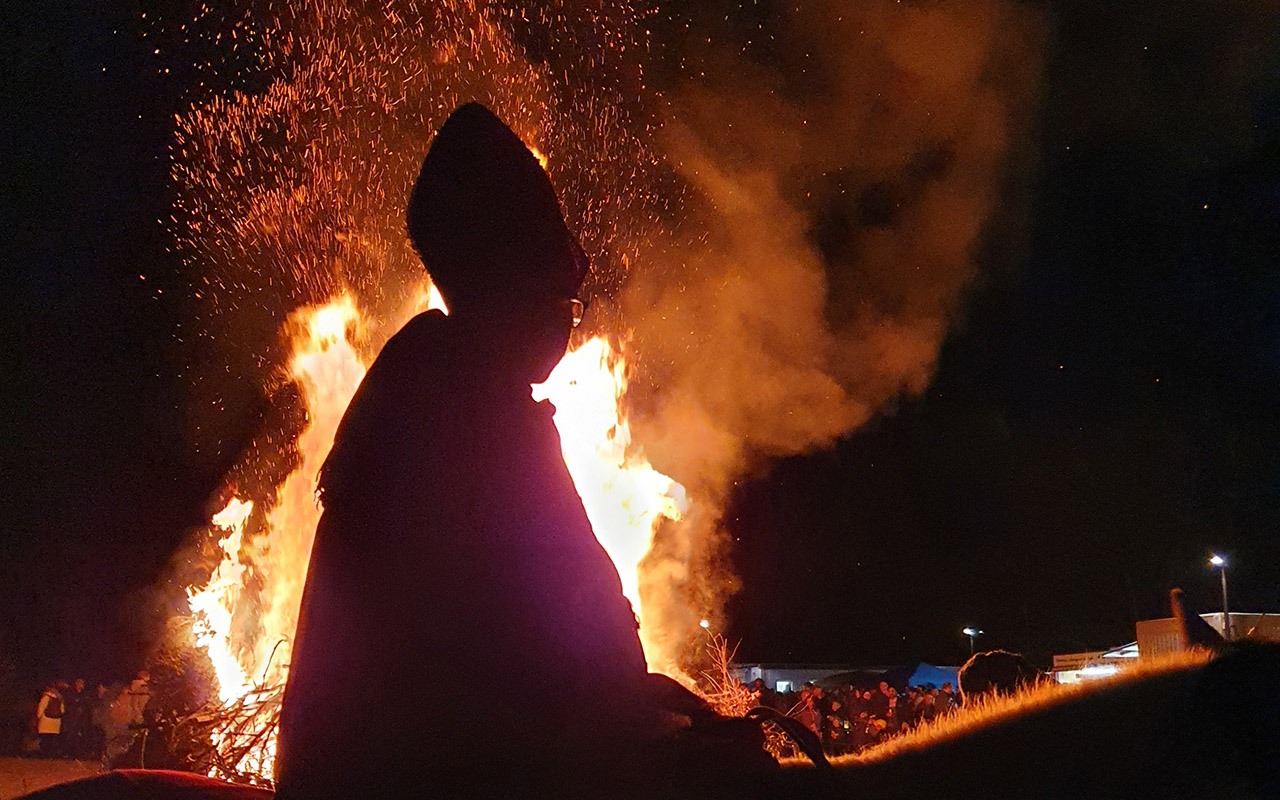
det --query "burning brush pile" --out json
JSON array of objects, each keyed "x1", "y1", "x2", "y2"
[
  {"x1": 151, "y1": 0, "x2": 1040, "y2": 785},
  {"x1": 179, "y1": 294, "x2": 688, "y2": 782}
]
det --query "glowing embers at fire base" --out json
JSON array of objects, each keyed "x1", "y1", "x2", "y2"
[{"x1": 187, "y1": 297, "x2": 687, "y2": 779}]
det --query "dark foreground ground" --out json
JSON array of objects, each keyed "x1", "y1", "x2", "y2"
[{"x1": 0, "y1": 760, "x2": 100, "y2": 800}]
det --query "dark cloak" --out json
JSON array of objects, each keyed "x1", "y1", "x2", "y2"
[
  {"x1": 275, "y1": 103, "x2": 668, "y2": 797},
  {"x1": 274, "y1": 311, "x2": 659, "y2": 796}
]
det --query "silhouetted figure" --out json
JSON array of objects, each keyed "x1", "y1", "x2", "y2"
[
  {"x1": 958, "y1": 650, "x2": 1044, "y2": 699},
  {"x1": 64, "y1": 678, "x2": 93, "y2": 759},
  {"x1": 35, "y1": 683, "x2": 64, "y2": 758},
  {"x1": 934, "y1": 681, "x2": 956, "y2": 715},
  {"x1": 275, "y1": 103, "x2": 668, "y2": 798},
  {"x1": 1170, "y1": 587, "x2": 1225, "y2": 649}
]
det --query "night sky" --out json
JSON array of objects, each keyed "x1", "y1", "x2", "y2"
[{"x1": 4, "y1": 1, "x2": 1279, "y2": 686}]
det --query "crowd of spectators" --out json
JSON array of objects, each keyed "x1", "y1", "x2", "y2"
[
  {"x1": 18, "y1": 671, "x2": 152, "y2": 766},
  {"x1": 16, "y1": 667, "x2": 954, "y2": 765},
  {"x1": 747, "y1": 677, "x2": 959, "y2": 756}
]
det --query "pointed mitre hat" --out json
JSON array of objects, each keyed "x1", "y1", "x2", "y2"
[{"x1": 407, "y1": 103, "x2": 589, "y2": 306}]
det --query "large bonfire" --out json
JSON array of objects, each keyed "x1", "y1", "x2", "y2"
[
  {"x1": 166, "y1": 0, "x2": 701, "y2": 783},
  {"x1": 162, "y1": 0, "x2": 1036, "y2": 783},
  {"x1": 185, "y1": 293, "x2": 690, "y2": 780}
]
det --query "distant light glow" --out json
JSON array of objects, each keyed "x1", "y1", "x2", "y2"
[
  {"x1": 962, "y1": 627, "x2": 982, "y2": 637},
  {"x1": 1209, "y1": 554, "x2": 1225, "y2": 567},
  {"x1": 1080, "y1": 664, "x2": 1119, "y2": 677},
  {"x1": 699, "y1": 618, "x2": 710, "y2": 629}
]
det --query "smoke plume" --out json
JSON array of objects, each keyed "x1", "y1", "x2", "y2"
[
  {"x1": 626, "y1": 0, "x2": 1044, "y2": 659},
  {"x1": 162, "y1": 0, "x2": 1044, "y2": 676}
]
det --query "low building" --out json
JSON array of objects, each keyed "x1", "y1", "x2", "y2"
[
  {"x1": 1049, "y1": 650, "x2": 1106, "y2": 684},
  {"x1": 1050, "y1": 643, "x2": 1138, "y2": 683},
  {"x1": 1136, "y1": 612, "x2": 1280, "y2": 657},
  {"x1": 732, "y1": 662, "x2": 960, "y2": 693},
  {"x1": 732, "y1": 664, "x2": 857, "y2": 694},
  {"x1": 1051, "y1": 611, "x2": 1280, "y2": 683}
]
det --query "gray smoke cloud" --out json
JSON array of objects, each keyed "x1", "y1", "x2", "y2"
[
  {"x1": 158, "y1": 0, "x2": 1048, "y2": 678},
  {"x1": 625, "y1": 0, "x2": 1045, "y2": 666}
]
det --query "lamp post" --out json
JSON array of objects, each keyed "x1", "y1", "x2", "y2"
[
  {"x1": 962, "y1": 627, "x2": 983, "y2": 655},
  {"x1": 1209, "y1": 555, "x2": 1231, "y2": 641}
]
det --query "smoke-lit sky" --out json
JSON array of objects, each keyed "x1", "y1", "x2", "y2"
[{"x1": 4, "y1": 0, "x2": 1279, "y2": 684}]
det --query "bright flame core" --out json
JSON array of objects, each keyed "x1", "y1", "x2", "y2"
[
  {"x1": 188, "y1": 498, "x2": 254, "y2": 704},
  {"x1": 533, "y1": 336, "x2": 688, "y2": 669},
  {"x1": 187, "y1": 297, "x2": 687, "y2": 778},
  {"x1": 186, "y1": 298, "x2": 368, "y2": 779}
]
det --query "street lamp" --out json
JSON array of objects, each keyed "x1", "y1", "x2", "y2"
[
  {"x1": 1209, "y1": 554, "x2": 1231, "y2": 640},
  {"x1": 962, "y1": 627, "x2": 983, "y2": 655}
]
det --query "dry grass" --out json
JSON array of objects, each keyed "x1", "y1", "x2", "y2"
[
  {"x1": 173, "y1": 640, "x2": 1216, "y2": 787},
  {"x1": 813, "y1": 647, "x2": 1213, "y2": 768}
]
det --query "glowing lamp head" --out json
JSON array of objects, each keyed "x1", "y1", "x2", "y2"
[
  {"x1": 699, "y1": 619, "x2": 710, "y2": 629},
  {"x1": 1209, "y1": 554, "x2": 1226, "y2": 567},
  {"x1": 962, "y1": 627, "x2": 981, "y2": 637}
]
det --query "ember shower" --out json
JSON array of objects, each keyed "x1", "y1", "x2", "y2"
[{"x1": 164, "y1": 0, "x2": 1041, "y2": 780}]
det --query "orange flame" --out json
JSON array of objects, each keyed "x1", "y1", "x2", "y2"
[
  {"x1": 187, "y1": 295, "x2": 688, "y2": 778},
  {"x1": 533, "y1": 336, "x2": 688, "y2": 673},
  {"x1": 188, "y1": 498, "x2": 254, "y2": 704},
  {"x1": 188, "y1": 297, "x2": 368, "y2": 778}
]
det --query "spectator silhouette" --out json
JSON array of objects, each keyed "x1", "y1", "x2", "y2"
[
  {"x1": 276, "y1": 103, "x2": 673, "y2": 798},
  {"x1": 35, "y1": 682, "x2": 63, "y2": 758},
  {"x1": 959, "y1": 650, "x2": 1044, "y2": 699},
  {"x1": 64, "y1": 678, "x2": 92, "y2": 759}
]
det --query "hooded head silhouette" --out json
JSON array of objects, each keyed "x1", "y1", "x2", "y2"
[{"x1": 407, "y1": 102, "x2": 589, "y2": 311}]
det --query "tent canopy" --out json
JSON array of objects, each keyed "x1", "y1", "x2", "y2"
[
  {"x1": 906, "y1": 662, "x2": 959, "y2": 689},
  {"x1": 815, "y1": 662, "x2": 959, "y2": 691}
]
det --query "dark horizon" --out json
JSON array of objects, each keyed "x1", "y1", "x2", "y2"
[{"x1": 4, "y1": 1, "x2": 1279, "y2": 688}]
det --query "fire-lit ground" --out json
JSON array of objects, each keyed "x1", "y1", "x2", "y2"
[{"x1": 0, "y1": 759, "x2": 99, "y2": 800}]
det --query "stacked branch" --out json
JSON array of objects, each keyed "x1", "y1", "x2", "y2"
[
  {"x1": 163, "y1": 681, "x2": 283, "y2": 787},
  {"x1": 697, "y1": 634, "x2": 791, "y2": 760}
]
